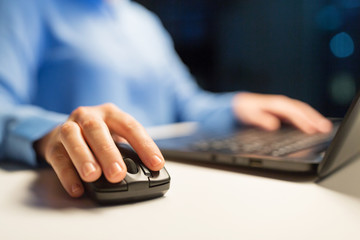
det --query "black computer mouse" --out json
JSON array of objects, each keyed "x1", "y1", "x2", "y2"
[{"x1": 83, "y1": 143, "x2": 170, "y2": 204}]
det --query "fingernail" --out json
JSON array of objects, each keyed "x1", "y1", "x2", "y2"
[
  {"x1": 109, "y1": 162, "x2": 122, "y2": 178},
  {"x1": 82, "y1": 162, "x2": 97, "y2": 177},
  {"x1": 318, "y1": 119, "x2": 332, "y2": 133},
  {"x1": 151, "y1": 155, "x2": 163, "y2": 167},
  {"x1": 71, "y1": 183, "x2": 82, "y2": 194}
]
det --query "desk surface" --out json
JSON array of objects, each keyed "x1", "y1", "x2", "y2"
[{"x1": 1, "y1": 157, "x2": 360, "y2": 240}]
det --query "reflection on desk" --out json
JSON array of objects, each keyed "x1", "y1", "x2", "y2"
[{"x1": 1, "y1": 157, "x2": 360, "y2": 240}]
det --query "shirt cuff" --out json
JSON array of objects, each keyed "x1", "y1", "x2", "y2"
[
  {"x1": 4, "y1": 115, "x2": 66, "y2": 166},
  {"x1": 200, "y1": 91, "x2": 239, "y2": 128}
]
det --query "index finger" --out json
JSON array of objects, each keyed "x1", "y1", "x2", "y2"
[
  {"x1": 265, "y1": 97, "x2": 332, "y2": 134},
  {"x1": 102, "y1": 105, "x2": 165, "y2": 171}
]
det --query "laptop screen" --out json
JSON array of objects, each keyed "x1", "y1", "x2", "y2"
[{"x1": 318, "y1": 91, "x2": 360, "y2": 178}]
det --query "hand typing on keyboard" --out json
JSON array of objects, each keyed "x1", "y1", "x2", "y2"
[{"x1": 232, "y1": 93, "x2": 333, "y2": 134}]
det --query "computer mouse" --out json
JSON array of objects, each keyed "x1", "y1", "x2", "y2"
[{"x1": 83, "y1": 143, "x2": 170, "y2": 204}]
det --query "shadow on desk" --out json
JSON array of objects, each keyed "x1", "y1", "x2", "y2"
[
  {"x1": 2, "y1": 157, "x2": 360, "y2": 208},
  {"x1": 28, "y1": 168, "x2": 99, "y2": 209},
  {"x1": 0, "y1": 161, "x2": 96, "y2": 209},
  {"x1": 0, "y1": 161, "x2": 162, "y2": 209}
]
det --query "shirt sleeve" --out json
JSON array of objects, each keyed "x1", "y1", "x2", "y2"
[
  {"x1": 166, "y1": 51, "x2": 239, "y2": 127},
  {"x1": 0, "y1": 0, "x2": 67, "y2": 166}
]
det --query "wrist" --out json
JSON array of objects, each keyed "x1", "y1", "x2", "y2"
[{"x1": 33, "y1": 126, "x2": 58, "y2": 160}]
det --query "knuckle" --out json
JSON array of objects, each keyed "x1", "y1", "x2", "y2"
[
  {"x1": 59, "y1": 122, "x2": 78, "y2": 138},
  {"x1": 72, "y1": 144, "x2": 88, "y2": 155},
  {"x1": 102, "y1": 102, "x2": 117, "y2": 112},
  {"x1": 274, "y1": 94, "x2": 289, "y2": 101},
  {"x1": 298, "y1": 100, "x2": 310, "y2": 107},
  {"x1": 81, "y1": 118, "x2": 103, "y2": 130},
  {"x1": 58, "y1": 165, "x2": 75, "y2": 179},
  {"x1": 47, "y1": 142, "x2": 63, "y2": 157},
  {"x1": 99, "y1": 143, "x2": 117, "y2": 154},
  {"x1": 121, "y1": 114, "x2": 141, "y2": 133},
  {"x1": 271, "y1": 94, "x2": 289, "y2": 107},
  {"x1": 46, "y1": 142, "x2": 68, "y2": 165},
  {"x1": 102, "y1": 103, "x2": 122, "y2": 121},
  {"x1": 70, "y1": 106, "x2": 89, "y2": 120}
]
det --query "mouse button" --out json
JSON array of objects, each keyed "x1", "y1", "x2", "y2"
[
  {"x1": 89, "y1": 176, "x2": 128, "y2": 192},
  {"x1": 124, "y1": 172, "x2": 150, "y2": 191},
  {"x1": 124, "y1": 158, "x2": 139, "y2": 174},
  {"x1": 139, "y1": 163, "x2": 152, "y2": 177},
  {"x1": 116, "y1": 143, "x2": 141, "y2": 160},
  {"x1": 149, "y1": 167, "x2": 170, "y2": 187}
]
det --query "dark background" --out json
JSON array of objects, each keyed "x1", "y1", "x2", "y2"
[{"x1": 135, "y1": 0, "x2": 360, "y2": 117}]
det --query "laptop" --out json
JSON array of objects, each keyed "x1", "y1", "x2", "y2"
[{"x1": 153, "y1": 91, "x2": 360, "y2": 179}]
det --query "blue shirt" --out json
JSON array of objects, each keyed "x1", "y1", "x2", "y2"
[{"x1": 0, "y1": 0, "x2": 237, "y2": 166}]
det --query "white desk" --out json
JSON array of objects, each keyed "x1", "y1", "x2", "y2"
[{"x1": 1, "y1": 156, "x2": 360, "y2": 240}]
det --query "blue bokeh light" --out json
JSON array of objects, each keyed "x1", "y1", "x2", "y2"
[{"x1": 329, "y1": 32, "x2": 355, "y2": 58}]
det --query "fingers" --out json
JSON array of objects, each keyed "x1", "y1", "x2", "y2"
[
  {"x1": 233, "y1": 93, "x2": 282, "y2": 131},
  {"x1": 263, "y1": 96, "x2": 332, "y2": 134},
  {"x1": 41, "y1": 103, "x2": 165, "y2": 198},
  {"x1": 248, "y1": 111, "x2": 281, "y2": 131},
  {"x1": 103, "y1": 105, "x2": 165, "y2": 171},
  {"x1": 76, "y1": 118, "x2": 127, "y2": 183},
  {"x1": 233, "y1": 93, "x2": 333, "y2": 134},
  {"x1": 59, "y1": 121, "x2": 102, "y2": 182},
  {"x1": 67, "y1": 103, "x2": 164, "y2": 184},
  {"x1": 67, "y1": 106, "x2": 127, "y2": 183},
  {"x1": 45, "y1": 141, "x2": 84, "y2": 198},
  {"x1": 292, "y1": 100, "x2": 333, "y2": 133}
]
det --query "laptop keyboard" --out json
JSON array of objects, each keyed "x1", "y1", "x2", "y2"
[{"x1": 191, "y1": 126, "x2": 337, "y2": 157}]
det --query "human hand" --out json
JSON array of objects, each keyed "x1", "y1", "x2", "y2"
[
  {"x1": 34, "y1": 103, "x2": 165, "y2": 198},
  {"x1": 232, "y1": 92, "x2": 333, "y2": 134}
]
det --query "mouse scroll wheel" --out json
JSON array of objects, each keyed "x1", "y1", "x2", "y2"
[{"x1": 124, "y1": 158, "x2": 138, "y2": 174}]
